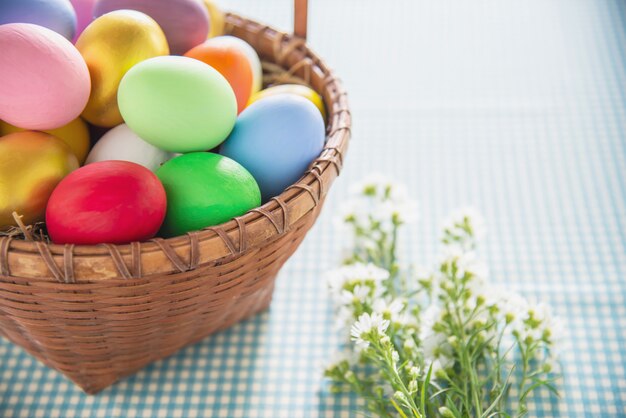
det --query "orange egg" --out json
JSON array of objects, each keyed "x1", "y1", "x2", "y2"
[{"x1": 185, "y1": 41, "x2": 253, "y2": 114}]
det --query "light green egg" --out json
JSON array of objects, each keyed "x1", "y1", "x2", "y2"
[{"x1": 118, "y1": 55, "x2": 237, "y2": 153}]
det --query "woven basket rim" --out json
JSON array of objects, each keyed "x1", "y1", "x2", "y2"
[{"x1": 0, "y1": 12, "x2": 351, "y2": 281}]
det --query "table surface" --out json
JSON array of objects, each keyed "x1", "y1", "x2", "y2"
[{"x1": 1, "y1": 0, "x2": 625, "y2": 416}]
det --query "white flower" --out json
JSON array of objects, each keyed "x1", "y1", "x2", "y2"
[
  {"x1": 326, "y1": 263, "x2": 389, "y2": 301},
  {"x1": 440, "y1": 248, "x2": 488, "y2": 282},
  {"x1": 489, "y1": 288, "x2": 529, "y2": 323},
  {"x1": 339, "y1": 285, "x2": 371, "y2": 305},
  {"x1": 326, "y1": 349, "x2": 357, "y2": 370},
  {"x1": 338, "y1": 174, "x2": 419, "y2": 233},
  {"x1": 372, "y1": 298, "x2": 405, "y2": 321},
  {"x1": 350, "y1": 312, "x2": 390, "y2": 349},
  {"x1": 419, "y1": 306, "x2": 453, "y2": 368},
  {"x1": 441, "y1": 207, "x2": 486, "y2": 247},
  {"x1": 334, "y1": 306, "x2": 355, "y2": 330}
]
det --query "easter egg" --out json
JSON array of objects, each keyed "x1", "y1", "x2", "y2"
[
  {"x1": 249, "y1": 84, "x2": 327, "y2": 120},
  {"x1": 0, "y1": 131, "x2": 79, "y2": 230},
  {"x1": 46, "y1": 161, "x2": 167, "y2": 244},
  {"x1": 118, "y1": 56, "x2": 237, "y2": 153},
  {"x1": 0, "y1": 0, "x2": 77, "y2": 40},
  {"x1": 202, "y1": 0, "x2": 224, "y2": 38},
  {"x1": 185, "y1": 39, "x2": 254, "y2": 114},
  {"x1": 220, "y1": 95, "x2": 325, "y2": 202},
  {"x1": 70, "y1": 0, "x2": 97, "y2": 42},
  {"x1": 94, "y1": 0, "x2": 209, "y2": 55},
  {"x1": 207, "y1": 36, "x2": 262, "y2": 96},
  {"x1": 76, "y1": 10, "x2": 169, "y2": 127},
  {"x1": 0, "y1": 23, "x2": 91, "y2": 130},
  {"x1": 0, "y1": 118, "x2": 91, "y2": 163},
  {"x1": 86, "y1": 124, "x2": 175, "y2": 171},
  {"x1": 156, "y1": 153, "x2": 261, "y2": 237}
]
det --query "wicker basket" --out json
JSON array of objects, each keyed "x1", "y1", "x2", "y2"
[{"x1": 0, "y1": 0, "x2": 350, "y2": 394}]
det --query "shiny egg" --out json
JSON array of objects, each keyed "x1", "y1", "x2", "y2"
[
  {"x1": 202, "y1": 0, "x2": 224, "y2": 38},
  {"x1": 76, "y1": 10, "x2": 169, "y2": 127},
  {"x1": 94, "y1": 0, "x2": 209, "y2": 55},
  {"x1": 249, "y1": 84, "x2": 327, "y2": 120},
  {"x1": 0, "y1": 131, "x2": 79, "y2": 229},
  {"x1": 0, "y1": 23, "x2": 91, "y2": 130},
  {"x1": 0, "y1": 118, "x2": 90, "y2": 164}
]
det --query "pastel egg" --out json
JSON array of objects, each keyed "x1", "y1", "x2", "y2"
[
  {"x1": 202, "y1": 0, "x2": 224, "y2": 38},
  {"x1": 76, "y1": 10, "x2": 169, "y2": 127},
  {"x1": 220, "y1": 95, "x2": 325, "y2": 202},
  {"x1": 94, "y1": 0, "x2": 209, "y2": 55},
  {"x1": 207, "y1": 36, "x2": 262, "y2": 96},
  {"x1": 156, "y1": 153, "x2": 261, "y2": 237},
  {"x1": 0, "y1": 23, "x2": 91, "y2": 130},
  {"x1": 0, "y1": 0, "x2": 77, "y2": 40},
  {"x1": 0, "y1": 131, "x2": 79, "y2": 229},
  {"x1": 118, "y1": 56, "x2": 237, "y2": 153},
  {"x1": 185, "y1": 39, "x2": 254, "y2": 114},
  {"x1": 70, "y1": 0, "x2": 97, "y2": 42},
  {"x1": 249, "y1": 84, "x2": 327, "y2": 120},
  {"x1": 0, "y1": 118, "x2": 90, "y2": 163},
  {"x1": 86, "y1": 124, "x2": 175, "y2": 171},
  {"x1": 46, "y1": 161, "x2": 167, "y2": 244}
]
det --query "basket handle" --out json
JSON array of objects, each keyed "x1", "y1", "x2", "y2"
[{"x1": 294, "y1": 0, "x2": 308, "y2": 39}]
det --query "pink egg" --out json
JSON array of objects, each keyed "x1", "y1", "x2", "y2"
[
  {"x1": 0, "y1": 23, "x2": 91, "y2": 130},
  {"x1": 70, "y1": 0, "x2": 97, "y2": 43}
]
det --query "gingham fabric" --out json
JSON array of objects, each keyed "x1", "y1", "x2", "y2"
[{"x1": 1, "y1": 0, "x2": 625, "y2": 416}]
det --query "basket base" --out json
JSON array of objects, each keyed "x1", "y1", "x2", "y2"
[{"x1": 0, "y1": 281, "x2": 275, "y2": 394}]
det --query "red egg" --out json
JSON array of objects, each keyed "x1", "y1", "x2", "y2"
[
  {"x1": 46, "y1": 161, "x2": 167, "y2": 244},
  {"x1": 185, "y1": 40, "x2": 254, "y2": 114}
]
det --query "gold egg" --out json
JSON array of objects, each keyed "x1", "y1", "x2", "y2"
[
  {"x1": 76, "y1": 10, "x2": 169, "y2": 127},
  {"x1": 0, "y1": 118, "x2": 91, "y2": 163},
  {"x1": 0, "y1": 131, "x2": 79, "y2": 230},
  {"x1": 249, "y1": 84, "x2": 327, "y2": 120},
  {"x1": 202, "y1": 0, "x2": 225, "y2": 38}
]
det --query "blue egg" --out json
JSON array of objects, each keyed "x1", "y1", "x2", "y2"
[
  {"x1": 220, "y1": 94, "x2": 325, "y2": 202},
  {"x1": 0, "y1": 0, "x2": 77, "y2": 40}
]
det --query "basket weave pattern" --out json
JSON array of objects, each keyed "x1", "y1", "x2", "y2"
[{"x1": 0, "y1": 12, "x2": 350, "y2": 394}]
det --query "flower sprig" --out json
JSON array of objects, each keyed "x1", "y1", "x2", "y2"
[{"x1": 325, "y1": 175, "x2": 561, "y2": 417}]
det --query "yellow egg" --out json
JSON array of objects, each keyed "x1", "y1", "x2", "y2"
[
  {"x1": 248, "y1": 84, "x2": 327, "y2": 120},
  {"x1": 202, "y1": 0, "x2": 225, "y2": 38},
  {"x1": 0, "y1": 131, "x2": 79, "y2": 230},
  {"x1": 0, "y1": 118, "x2": 90, "y2": 163},
  {"x1": 76, "y1": 10, "x2": 169, "y2": 127}
]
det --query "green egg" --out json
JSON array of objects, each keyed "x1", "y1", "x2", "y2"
[
  {"x1": 118, "y1": 56, "x2": 237, "y2": 153},
  {"x1": 156, "y1": 152, "x2": 261, "y2": 237}
]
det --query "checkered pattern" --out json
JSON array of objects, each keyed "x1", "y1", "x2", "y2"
[{"x1": 1, "y1": 0, "x2": 625, "y2": 416}]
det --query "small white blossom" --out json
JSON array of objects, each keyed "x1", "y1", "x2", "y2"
[
  {"x1": 372, "y1": 298, "x2": 405, "y2": 321},
  {"x1": 441, "y1": 206, "x2": 486, "y2": 249},
  {"x1": 326, "y1": 263, "x2": 389, "y2": 301},
  {"x1": 350, "y1": 312, "x2": 390, "y2": 349},
  {"x1": 326, "y1": 349, "x2": 357, "y2": 370}
]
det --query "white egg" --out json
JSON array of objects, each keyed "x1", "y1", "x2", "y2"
[{"x1": 85, "y1": 124, "x2": 174, "y2": 171}]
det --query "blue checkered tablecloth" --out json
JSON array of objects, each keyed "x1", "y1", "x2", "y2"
[{"x1": 1, "y1": 0, "x2": 625, "y2": 416}]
